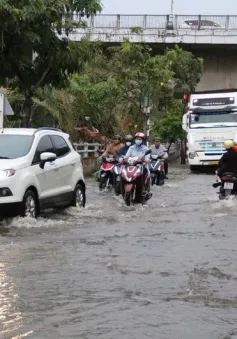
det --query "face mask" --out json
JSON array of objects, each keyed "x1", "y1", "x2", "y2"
[
  {"x1": 135, "y1": 140, "x2": 142, "y2": 146},
  {"x1": 126, "y1": 142, "x2": 132, "y2": 147}
]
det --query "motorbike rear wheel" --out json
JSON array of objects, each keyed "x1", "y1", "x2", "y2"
[{"x1": 224, "y1": 189, "x2": 232, "y2": 198}]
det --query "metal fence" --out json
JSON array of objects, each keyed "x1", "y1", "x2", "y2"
[
  {"x1": 73, "y1": 14, "x2": 237, "y2": 30},
  {"x1": 74, "y1": 142, "x2": 104, "y2": 158}
]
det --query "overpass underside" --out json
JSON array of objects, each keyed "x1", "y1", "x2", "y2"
[
  {"x1": 149, "y1": 44, "x2": 237, "y2": 91},
  {"x1": 101, "y1": 42, "x2": 237, "y2": 92}
]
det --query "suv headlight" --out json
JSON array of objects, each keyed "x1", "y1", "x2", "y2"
[{"x1": 0, "y1": 169, "x2": 16, "y2": 179}]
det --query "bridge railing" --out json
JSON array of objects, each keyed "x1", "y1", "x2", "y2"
[
  {"x1": 73, "y1": 14, "x2": 237, "y2": 30},
  {"x1": 74, "y1": 142, "x2": 105, "y2": 158}
]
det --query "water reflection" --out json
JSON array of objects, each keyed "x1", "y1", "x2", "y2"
[{"x1": 0, "y1": 262, "x2": 23, "y2": 337}]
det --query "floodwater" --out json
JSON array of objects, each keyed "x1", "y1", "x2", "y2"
[{"x1": 1, "y1": 166, "x2": 237, "y2": 339}]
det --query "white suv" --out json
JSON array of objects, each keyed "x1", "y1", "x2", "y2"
[{"x1": 0, "y1": 127, "x2": 86, "y2": 218}]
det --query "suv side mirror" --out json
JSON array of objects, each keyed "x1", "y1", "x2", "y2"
[{"x1": 39, "y1": 152, "x2": 56, "y2": 169}]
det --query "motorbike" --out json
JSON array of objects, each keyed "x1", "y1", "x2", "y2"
[
  {"x1": 213, "y1": 172, "x2": 237, "y2": 199},
  {"x1": 120, "y1": 153, "x2": 152, "y2": 206},
  {"x1": 99, "y1": 155, "x2": 117, "y2": 191},
  {"x1": 149, "y1": 155, "x2": 164, "y2": 186}
]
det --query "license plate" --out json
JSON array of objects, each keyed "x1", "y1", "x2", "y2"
[
  {"x1": 224, "y1": 182, "x2": 234, "y2": 189},
  {"x1": 208, "y1": 161, "x2": 218, "y2": 165}
]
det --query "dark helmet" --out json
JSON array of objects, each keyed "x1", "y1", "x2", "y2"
[
  {"x1": 125, "y1": 134, "x2": 133, "y2": 142},
  {"x1": 112, "y1": 134, "x2": 121, "y2": 141}
]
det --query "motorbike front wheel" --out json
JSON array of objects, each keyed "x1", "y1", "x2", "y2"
[
  {"x1": 115, "y1": 181, "x2": 121, "y2": 196},
  {"x1": 99, "y1": 176, "x2": 108, "y2": 191},
  {"x1": 124, "y1": 191, "x2": 132, "y2": 206}
]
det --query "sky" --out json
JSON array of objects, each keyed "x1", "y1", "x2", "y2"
[{"x1": 102, "y1": 0, "x2": 237, "y2": 15}]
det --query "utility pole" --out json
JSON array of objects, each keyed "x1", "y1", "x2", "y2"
[
  {"x1": 167, "y1": 0, "x2": 174, "y2": 30},
  {"x1": 143, "y1": 94, "x2": 152, "y2": 147},
  {"x1": 0, "y1": 88, "x2": 15, "y2": 129},
  {"x1": 170, "y1": 0, "x2": 174, "y2": 19}
]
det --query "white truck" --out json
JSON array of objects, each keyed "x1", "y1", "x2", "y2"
[{"x1": 182, "y1": 89, "x2": 237, "y2": 171}]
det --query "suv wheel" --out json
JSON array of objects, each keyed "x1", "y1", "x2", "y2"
[
  {"x1": 20, "y1": 190, "x2": 39, "y2": 218},
  {"x1": 71, "y1": 184, "x2": 85, "y2": 208}
]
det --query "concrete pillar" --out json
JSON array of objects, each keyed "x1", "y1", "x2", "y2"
[{"x1": 196, "y1": 50, "x2": 237, "y2": 91}]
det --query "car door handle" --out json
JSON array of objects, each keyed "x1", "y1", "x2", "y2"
[
  {"x1": 71, "y1": 162, "x2": 76, "y2": 166},
  {"x1": 54, "y1": 167, "x2": 59, "y2": 171}
]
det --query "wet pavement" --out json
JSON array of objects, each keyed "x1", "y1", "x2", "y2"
[{"x1": 1, "y1": 166, "x2": 237, "y2": 339}]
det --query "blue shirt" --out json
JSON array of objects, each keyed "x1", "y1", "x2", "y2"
[{"x1": 124, "y1": 144, "x2": 149, "y2": 160}]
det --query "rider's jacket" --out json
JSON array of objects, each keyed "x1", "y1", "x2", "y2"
[
  {"x1": 124, "y1": 144, "x2": 150, "y2": 161},
  {"x1": 102, "y1": 143, "x2": 124, "y2": 158},
  {"x1": 218, "y1": 148, "x2": 237, "y2": 176},
  {"x1": 150, "y1": 144, "x2": 168, "y2": 159},
  {"x1": 118, "y1": 144, "x2": 131, "y2": 157}
]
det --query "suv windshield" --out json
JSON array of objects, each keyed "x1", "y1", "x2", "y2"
[{"x1": 0, "y1": 135, "x2": 34, "y2": 159}]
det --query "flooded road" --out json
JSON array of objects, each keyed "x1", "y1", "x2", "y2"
[{"x1": 1, "y1": 166, "x2": 237, "y2": 339}]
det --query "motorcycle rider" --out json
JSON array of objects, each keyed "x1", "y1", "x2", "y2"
[
  {"x1": 117, "y1": 135, "x2": 133, "y2": 157},
  {"x1": 150, "y1": 137, "x2": 168, "y2": 180},
  {"x1": 100, "y1": 135, "x2": 123, "y2": 159},
  {"x1": 216, "y1": 139, "x2": 237, "y2": 179},
  {"x1": 122, "y1": 132, "x2": 151, "y2": 202},
  {"x1": 124, "y1": 132, "x2": 150, "y2": 160}
]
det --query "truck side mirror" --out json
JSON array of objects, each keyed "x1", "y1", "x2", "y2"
[{"x1": 182, "y1": 114, "x2": 188, "y2": 131}]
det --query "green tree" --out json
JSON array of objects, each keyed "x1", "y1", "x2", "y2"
[
  {"x1": 151, "y1": 99, "x2": 185, "y2": 143},
  {"x1": 6, "y1": 39, "x2": 203, "y2": 148},
  {"x1": 107, "y1": 39, "x2": 174, "y2": 131},
  {"x1": 164, "y1": 45, "x2": 203, "y2": 96},
  {"x1": 0, "y1": 0, "x2": 102, "y2": 125}
]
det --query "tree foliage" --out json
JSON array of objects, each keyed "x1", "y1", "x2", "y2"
[
  {"x1": 3, "y1": 15, "x2": 203, "y2": 146},
  {"x1": 151, "y1": 99, "x2": 186, "y2": 142},
  {"x1": 0, "y1": 0, "x2": 102, "y2": 124}
]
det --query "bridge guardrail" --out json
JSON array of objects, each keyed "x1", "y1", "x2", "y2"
[{"x1": 72, "y1": 14, "x2": 237, "y2": 31}]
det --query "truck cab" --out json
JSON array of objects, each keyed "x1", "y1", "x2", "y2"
[{"x1": 182, "y1": 90, "x2": 237, "y2": 171}]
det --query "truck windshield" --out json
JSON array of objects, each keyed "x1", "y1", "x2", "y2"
[
  {"x1": 190, "y1": 111, "x2": 237, "y2": 128},
  {"x1": 0, "y1": 135, "x2": 34, "y2": 159}
]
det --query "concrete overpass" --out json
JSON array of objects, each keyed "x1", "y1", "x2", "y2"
[{"x1": 68, "y1": 14, "x2": 237, "y2": 91}]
